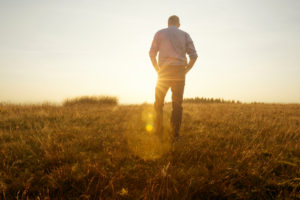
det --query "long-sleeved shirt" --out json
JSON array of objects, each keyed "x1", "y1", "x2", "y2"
[{"x1": 149, "y1": 25, "x2": 198, "y2": 67}]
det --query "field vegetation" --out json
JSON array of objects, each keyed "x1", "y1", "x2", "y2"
[{"x1": 0, "y1": 96, "x2": 299, "y2": 199}]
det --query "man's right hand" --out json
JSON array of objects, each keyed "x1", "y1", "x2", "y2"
[{"x1": 185, "y1": 57, "x2": 197, "y2": 74}]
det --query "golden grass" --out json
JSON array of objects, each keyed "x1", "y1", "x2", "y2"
[{"x1": 0, "y1": 98, "x2": 299, "y2": 199}]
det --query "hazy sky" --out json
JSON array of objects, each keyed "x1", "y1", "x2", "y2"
[{"x1": 1, "y1": 0, "x2": 300, "y2": 104}]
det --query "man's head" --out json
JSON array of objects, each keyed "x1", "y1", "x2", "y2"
[{"x1": 168, "y1": 15, "x2": 180, "y2": 28}]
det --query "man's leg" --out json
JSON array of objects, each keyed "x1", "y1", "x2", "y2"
[
  {"x1": 154, "y1": 79, "x2": 169, "y2": 135},
  {"x1": 170, "y1": 80, "x2": 185, "y2": 138}
]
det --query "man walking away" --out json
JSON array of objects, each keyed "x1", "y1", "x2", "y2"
[{"x1": 149, "y1": 15, "x2": 198, "y2": 141}]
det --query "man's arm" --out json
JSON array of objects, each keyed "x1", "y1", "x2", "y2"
[
  {"x1": 149, "y1": 32, "x2": 160, "y2": 72},
  {"x1": 185, "y1": 33, "x2": 198, "y2": 74}
]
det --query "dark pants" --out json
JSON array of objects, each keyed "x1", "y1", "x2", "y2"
[{"x1": 154, "y1": 65, "x2": 185, "y2": 137}]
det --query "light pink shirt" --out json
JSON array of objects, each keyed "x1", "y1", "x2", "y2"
[{"x1": 149, "y1": 25, "x2": 198, "y2": 67}]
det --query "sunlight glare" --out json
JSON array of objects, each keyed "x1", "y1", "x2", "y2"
[{"x1": 146, "y1": 123, "x2": 153, "y2": 132}]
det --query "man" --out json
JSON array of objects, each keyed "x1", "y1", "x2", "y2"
[{"x1": 149, "y1": 15, "x2": 198, "y2": 141}]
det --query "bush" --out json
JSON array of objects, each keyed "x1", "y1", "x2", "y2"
[{"x1": 63, "y1": 96, "x2": 118, "y2": 106}]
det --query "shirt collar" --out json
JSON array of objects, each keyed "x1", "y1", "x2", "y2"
[{"x1": 168, "y1": 25, "x2": 178, "y2": 29}]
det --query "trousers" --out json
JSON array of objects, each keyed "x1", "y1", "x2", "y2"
[{"x1": 154, "y1": 65, "x2": 185, "y2": 137}]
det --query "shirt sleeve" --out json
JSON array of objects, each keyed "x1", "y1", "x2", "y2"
[
  {"x1": 149, "y1": 32, "x2": 159, "y2": 57},
  {"x1": 186, "y1": 33, "x2": 198, "y2": 59}
]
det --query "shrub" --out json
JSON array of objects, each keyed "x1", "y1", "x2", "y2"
[{"x1": 62, "y1": 95, "x2": 118, "y2": 106}]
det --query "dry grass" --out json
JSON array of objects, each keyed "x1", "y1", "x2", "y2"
[{"x1": 0, "y1": 97, "x2": 299, "y2": 199}]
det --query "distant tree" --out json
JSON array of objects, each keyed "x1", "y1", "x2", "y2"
[{"x1": 182, "y1": 97, "x2": 242, "y2": 104}]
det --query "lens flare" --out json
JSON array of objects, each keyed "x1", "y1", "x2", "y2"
[
  {"x1": 124, "y1": 105, "x2": 171, "y2": 160},
  {"x1": 142, "y1": 107, "x2": 155, "y2": 133},
  {"x1": 146, "y1": 123, "x2": 153, "y2": 132}
]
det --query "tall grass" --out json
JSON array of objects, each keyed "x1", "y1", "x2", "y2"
[{"x1": 0, "y1": 97, "x2": 299, "y2": 199}]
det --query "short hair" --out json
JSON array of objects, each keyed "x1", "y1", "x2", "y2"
[{"x1": 168, "y1": 15, "x2": 180, "y2": 26}]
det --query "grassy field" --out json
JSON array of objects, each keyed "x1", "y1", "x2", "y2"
[{"x1": 0, "y1": 97, "x2": 299, "y2": 199}]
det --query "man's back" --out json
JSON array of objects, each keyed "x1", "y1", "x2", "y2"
[{"x1": 149, "y1": 26, "x2": 197, "y2": 67}]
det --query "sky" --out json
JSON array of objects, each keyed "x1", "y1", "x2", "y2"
[{"x1": 0, "y1": 0, "x2": 300, "y2": 104}]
